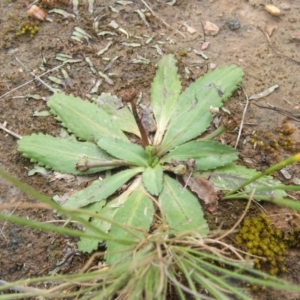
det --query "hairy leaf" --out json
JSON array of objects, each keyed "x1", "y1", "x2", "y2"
[
  {"x1": 48, "y1": 93, "x2": 127, "y2": 142},
  {"x1": 98, "y1": 137, "x2": 149, "y2": 167},
  {"x1": 142, "y1": 165, "x2": 163, "y2": 196},
  {"x1": 18, "y1": 134, "x2": 115, "y2": 175},
  {"x1": 200, "y1": 163, "x2": 287, "y2": 199},
  {"x1": 63, "y1": 167, "x2": 144, "y2": 209},
  {"x1": 161, "y1": 141, "x2": 238, "y2": 170},
  {"x1": 151, "y1": 54, "x2": 181, "y2": 145},
  {"x1": 94, "y1": 93, "x2": 140, "y2": 137},
  {"x1": 76, "y1": 178, "x2": 143, "y2": 253},
  {"x1": 76, "y1": 201, "x2": 107, "y2": 252},
  {"x1": 160, "y1": 175, "x2": 209, "y2": 235},
  {"x1": 158, "y1": 65, "x2": 244, "y2": 155},
  {"x1": 105, "y1": 187, "x2": 154, "y2": 265}
]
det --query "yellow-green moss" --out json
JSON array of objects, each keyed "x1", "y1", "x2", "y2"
[
  {"x1": 16, "y1": 23, "x2": 39, "y2": 38},
  {"x1": 235, "y1": 213, "x2": 287, "y2": 276}
]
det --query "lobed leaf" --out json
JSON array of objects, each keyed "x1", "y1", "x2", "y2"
[
  {"x1": 159, "y1": 175, "x2": 209, "y2": 235},
  {"x1": 98, "y1": 137, "x2": 149, "y2": 167},
  {"x1": 63, "y1": 167, "x2": 144, "y2": 209},
  {"x1": 142, "y1": 164, "x2": 163, "y2": 196},
  {"x1": 151, "y1": 54, "x2": 181, "y2": 146},
  {"x1": 105, "y1": 186, "x2": 154, "y2": 265},
  {"x1": 200, "y1": 163, "x2": 287, "y2": 199},
  {"x1": 94, "y1": 93, "x2": 140, "y2": 137},
  {"x1": 17, "y1": 134, "x2": 115, "y2": 175},
  {"x1": 157, "y1": 65, "x2": 244, "y2": 155},
  {"x1": 47, "y1": 93, "x2": 127, "y2": 142},
  {"x1": 161, "y1": 140, "x2": 238, "y2": 170}
]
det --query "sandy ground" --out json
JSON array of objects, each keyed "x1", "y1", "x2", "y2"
[{"x1": 0, "y1": 0, "x2": 300, "y2": 298}]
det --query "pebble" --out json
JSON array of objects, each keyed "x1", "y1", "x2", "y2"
[
  {"x1": 290, "y1": 31, "x2": 300, "y2": 41},
  {"x1": 201, "y1": 41, "x2": 210, "y2": 50},
  {"x1": 293, "y1": 176, "x2": 300, "y2": 185},
  {"x1": 204, "y1": 21, "x2": 220, "y2": 36},
  {"x1": 228, "y1": 18, "x2": 240, "y2": 30},
  {"x1": 264, "y1": 4, "x2": 281, "y2": 17},
  {"x1": 209, "y1": 63, "x2": 217, "y2": 70},
  {"x1": 280, "y1": 168, "x2": 292, "y2": 180}
]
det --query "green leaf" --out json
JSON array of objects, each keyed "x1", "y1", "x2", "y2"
[
  {"x1": 76, "y1": 201, "x2": 107, "y2": 253},
  {"x1": 63, "y1": 167, "x2": 144, "y2": 209},
  {"x1": 151, "y1": 54, "x2": 181, "y2": 145},
  {"x1": 17, "y1": 134, "x2": 115, "y2": 175},
  {"x1": 47, "y1": 93, "x2": 127, "y2": 142},
  {"x1": 161, "y1": 141, "x2": 238, "y2": 170},
  {"x1": 75, "y1": 178, "x2": 143, "y2": 253},
  {"x1": 78, "y1": 177, "x2": 144, "y2": 252},
  {"x1": 98, "y1": 137, "x2": 149, "y2": 167},
  {"x1": 160, "y1": 175, "x2": 209, "y2": 235},
  {"x1": 105, "y1": 187, "x2": 154, "y2": 265},
  {"x1": 94, "y1": 93, "x2": 140, "y2": 137},
  {"x1": 158, "y1": 65, "x2": 244, "y2": 155},
  {"x1": 142, "y1": 165, "x2": 163, "y2": 196},
  {"x1": 200, "y1": 163, "x2": 287, "y2": 199}
]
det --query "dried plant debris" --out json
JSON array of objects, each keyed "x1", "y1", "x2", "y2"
[
  {"x1": 96, "y1": 41, "x2": 113, "y2": 56},
  {"x1": 71, "y1": 27, "x2": 93, "y2": 43},
  {"x1": 249, "y1": 84, "x2": 279, "y2": 100},
  {"x1": 49, "y1": 9, "x2": 75, "y2": 19}
]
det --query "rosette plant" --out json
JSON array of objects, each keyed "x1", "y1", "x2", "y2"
[
  {"x1": 8, "y1": 54, "x2": 300, "y2": 299},
  {"x1": 18, "y1": 54, "x2": 245, "y2": 263}
]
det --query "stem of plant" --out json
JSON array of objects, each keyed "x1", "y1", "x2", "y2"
[
  {"x1": 76, "y1": 158, "x2": 131, "y2": 172},
  {"x1": 226, "y1": 153, "x2": 300, "y2": 196},
  {"x1": 198, "y1": 124, "x2": 227, "y2": 141},
  {"x1": 130, "y1": 100, "x2": 149, "y2": 148}
]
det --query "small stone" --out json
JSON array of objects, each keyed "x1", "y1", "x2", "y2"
[
  {"x1": 280, "y1": 168, "x2": 292, "y2": 180},
  {"x1": 264, "y1": 4, "x2": 281, "y2": 17},
  {"x1": 182, "y1": 22, "x2": 196, "y2": 34},
  {"x1": 209, "y1": 63, "x2": 217, "y2": 70},
  {"x1": 204, "y1": 21, "x2": 220, "y2": 36},
  {"x1": 292, "y1": 176, "x2": 300, "y2": 185},
  {"x1": 201, "y1": 41, "x2": 210, "y2": 50},
  {"x1": 290, "y1": 31, "x2": 300, "y2": 41},
  {"x1": 228, "y1": 18, "x2": 240, "y2": 30}
]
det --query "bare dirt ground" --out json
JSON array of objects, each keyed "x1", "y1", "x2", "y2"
[{"x1": 1, "y1": 0, "x2": 300, "y2": 299}]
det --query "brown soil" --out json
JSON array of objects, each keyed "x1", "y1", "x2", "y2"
[{"x1": 1, "y1": 0, "x2": 300, "y2": 299}]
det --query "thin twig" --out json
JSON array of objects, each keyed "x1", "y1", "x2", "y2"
[
  {"x1": 15, "y1": 57, "x2": 57, "y2": 93},
  {"x1": 258, "y1": 26, "x2": 300, "y2": 64},
  {"x1": 0, "y1": 63, "x2": 64, "y2": 99},
  {"x1": 235, "y1": 86, "x2": 249, "y2": 148},
  {"x1": 140, "y1": 0, "x2": 185, "y2": 38},
  {"x1": 215, "y1": 190, "x2": 254, "y2": 241},
  {"x1": 0, "y1": 203, "x2": 48, "y2": 210},
  {"x1": 164, "y1": 267, "x2": 215, "y2": 300},
  {"x1": 200, "y1": 20, "x2": 206, "y2": 43},
  {"x1": 0, "y1": 279, "x2": 48, "y2": 294},
  {"x1": 47, "y1": 252, "x2": 105, "y2": 294},
  {"x1": 0, "y1": 204, "x2": 20, "y2": 241},
  {"x1": 0, "y1": 123, "x2": 22, "y2": 139},
  {"x1": 253, "y1": 102, "x2": 300, "y2": 122}
]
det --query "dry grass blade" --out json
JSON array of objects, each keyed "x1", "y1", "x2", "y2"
[{"x1": 235, "y1": 86, "x2": 249, "y2": 148}]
